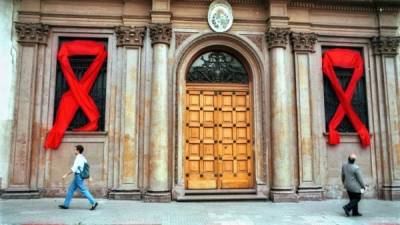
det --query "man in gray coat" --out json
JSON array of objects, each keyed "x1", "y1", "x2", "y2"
[{"x1": 342, "y1": 153, "x2": 366, "y2": 216}]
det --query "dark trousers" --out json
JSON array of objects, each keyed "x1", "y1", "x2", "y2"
[{"x1": 344, "y1": 191, "x2": 361, "y2": 214}]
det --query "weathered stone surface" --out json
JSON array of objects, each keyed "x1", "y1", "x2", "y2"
[
  {"x1": 1, "y1": 189, "x2": 40, "y2": 199},
  {"x1": 265, "y1": 27, "x2": 290, "y2": 49},
  {"x1": 3, "y1": 0, "x2": 400, "y2": 202},
  {"x1": 269, "y1": 39, "x2": 297, "y2": 202},
  {"x1": 149, "y1": 23, "x2": 172, "y2": 46},
  {"x1": 371, "y1": 36, "x2": 400, "y2": 55},
  {"x1": 175, "y1": 32, "x2": 194, "y2": 49},
  {"x1": 271, "y1": 190, "x2": 299, "y2": 203},
  {"x1": 144, "y1": 191, "x2": 171, "y2": 203},
  {"x1": 115, "y1": 26, "x2": 146, "y2": 47},
  {"x1": 298, "y1": 187, "x2": 324, "y2": 201},
  {"x1": 382, "y1": 186, "x2": 400, "y2": 200},
  {"x1": 15, "y1": 22, "x2": 49, "y2": 44},
  {"x1": 146, "y1": 29, "x2": 171, "y2": 202},
  {"x1": 0, "y1": 0, "x2": 16, "y2": 193},
  {"x1": 108, "y1": 190, "x2": 142, "y2": 200},
  {"x1": 290, "y1": 32, "x2": 318, "y2": 52}
]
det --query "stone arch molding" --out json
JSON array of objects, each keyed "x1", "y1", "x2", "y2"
[{"x1": 172, "y1": 32, "x2": 268, "y2": 199}]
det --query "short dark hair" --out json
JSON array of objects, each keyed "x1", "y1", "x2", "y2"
[
  {"x1": 348, "y1": 156, "x2": 355, "y2": 164},
  {"x1": 75, "y1": 145, "x2": 84, "y2": 154}
]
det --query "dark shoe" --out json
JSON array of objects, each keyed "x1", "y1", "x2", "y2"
[
  {"x1": 343, "y1": 206, "x2": 350, "y2": 217},
  {"x1": 90, "y1": 202, "x2": 98, "y2": 210},
  {"x1": 58, "y1": 205, "x2": 68, "y2": 209},
  {"x1": 353, "y1": 213, "x2": 363, "y2": 216}
]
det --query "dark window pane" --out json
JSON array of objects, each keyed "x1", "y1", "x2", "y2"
[
  {"x1": 322, "y1": 47, "x2": 369, "y2": 133},
  {"x1": 53, "y1": 39, "x2": 107, "y2": 131},
  {"x1": 187, "y1": 51, "x2": 248, "y2": 83}
]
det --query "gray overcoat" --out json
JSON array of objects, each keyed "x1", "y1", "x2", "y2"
[{"x1": 341, "y1": 163, "x2": 366, "y2": 193}]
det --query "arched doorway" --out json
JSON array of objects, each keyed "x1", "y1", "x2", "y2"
[{"x1": 184, "y1": 50, "x2": 254, "y2": 190}]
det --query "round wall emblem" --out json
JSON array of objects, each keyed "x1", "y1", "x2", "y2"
[{"x1": 208, "y1": 0, "x2": 233, "y2": 33}]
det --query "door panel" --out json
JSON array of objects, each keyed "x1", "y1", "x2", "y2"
[
  {"x1": 185, "y1": 90, "x2": 218, "y2": 189},
  {"x1": 185, "y1": 85, "x2": 253, "y2": 189}
]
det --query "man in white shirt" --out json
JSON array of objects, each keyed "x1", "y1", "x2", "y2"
[{"x1": 58, "y1": 145, "x2": 98, "y2": 210}]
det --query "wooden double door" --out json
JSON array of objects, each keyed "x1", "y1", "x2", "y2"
[{"x1": 185, "y1": 84, "x2": 254, "y2": 189}]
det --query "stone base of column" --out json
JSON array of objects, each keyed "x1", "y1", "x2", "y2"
[
  {"x1": 271, "y1": 188, "x2": 298, "y2": 202},
  {"x1": 108, "y1": 189, "x2": 142, "y2": 200},
  {"x1": 172, "y1": 185, "x2": 185, "y2": 200},
  {"x1": 1, "y1": 188, "x2": 40, "y2": 199},
  {"x1": 297, "y1": 186, "x2": 324, "y2": 201},
  {"x1": 381, "y1": 185, "x2": 400, "y2": 200},
  {"x1": 144, "y1": 191, "x2": 171, "y2": 203}
]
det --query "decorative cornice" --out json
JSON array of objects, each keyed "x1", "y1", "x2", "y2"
[
  {"x1": 265, "y1": 27, "x2": 290, "y2": 49},
  {"x1": 288, "y1": 1, "x2": 400, "y2": 12},
  {"x1": 115, "y1": 26, "x2": 146, "y2": 47},
  {"x1": 176, "y1": 0, "x2": 262, "y2": 5},
  {"x1": 371, "y1": 36, "x2": 400, "y2": 56},
  {"x1": 149, "y1": 23, "x2": 172, "y2": 46},
  {"x1": 290, "y1": 32, "x2": 318, "y2": 53},
  {"x1": 15, "y1": 22, "x2": 49, "y2": 45}
]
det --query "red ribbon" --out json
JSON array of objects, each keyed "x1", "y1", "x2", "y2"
[
  {"x1": 322, "y1": 48, "x2": 370, "y2": 147},
  {"x1": 44, "y1": 40, "x2": 107, "y2": 150}
]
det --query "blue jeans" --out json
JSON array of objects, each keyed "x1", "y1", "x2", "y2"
[{"x1": 63, "y1": 173, "x2": 96, "y2": 207}]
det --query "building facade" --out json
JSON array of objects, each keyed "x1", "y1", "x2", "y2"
[{"x1": 1, "y1": 0, "x2": 400, "y2": 202}]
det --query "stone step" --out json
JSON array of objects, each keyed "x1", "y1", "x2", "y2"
[
  {"x1": 185, "y1": 189, "x2": 257, "y2": 195},
  {"x1": 1, "y1": 191, "x2": 40, "y2": 199},
  {"x1": 177, "y1": 193, "x2": 268, "y2": 201}
]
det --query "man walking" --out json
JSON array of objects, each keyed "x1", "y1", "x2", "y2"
[
  {"x1": 59, "y1": 145, "x2": 98, "y2": 210},
  {"x1": 342, "y1": 153, "x2": 366, "y2": 216}
]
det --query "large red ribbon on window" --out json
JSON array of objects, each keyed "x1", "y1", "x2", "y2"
[
  {"x1": 44, "y1": 40, "x2": 107, "y2": 150},
  {"x1": 322, "y1": 48, "x2": 370, "y2": 147}
]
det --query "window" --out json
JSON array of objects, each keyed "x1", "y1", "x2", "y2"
[
  {"x1": 322, "y1": 47, "x2": 368, "y2": 133},
  {"x1": 187, "y1": 51, "x2": 248, "y2": 83},
  {"x1": 53, "y1": 38, "x2": 107, "y2": 131}
]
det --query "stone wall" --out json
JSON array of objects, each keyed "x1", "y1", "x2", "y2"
[
  {"x1": 2, "y1": 0, "x2": 400, "y2": 201},
  {"x1": 0, "y1": 0, "x2": 18, "y2": 191}
]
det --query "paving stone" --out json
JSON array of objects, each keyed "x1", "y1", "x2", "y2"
[{"x1": 0, "y1": 199, "x2": 399, "y2": 225}]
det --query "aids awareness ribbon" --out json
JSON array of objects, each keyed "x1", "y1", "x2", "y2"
[
  {"x1": 322, "y1": 48, "x2": 370, "y2": 147},
  {"x1": 44, "y1": 40, "x2": 107, "y2": 149}
]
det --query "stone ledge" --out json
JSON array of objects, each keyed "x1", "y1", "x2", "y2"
[
  {"x1": 144, "y1": 191, "x2": 171, "y2": 203},
  {"x1": 271, "y1": 190, "x2": 299, "y2": 203},
  {"x1": 1, "y1": 189, "x2": 40, "y2": 199},
  {"x1": 297, "y1": 187, "x2": 324, "y2": 201},
  {"x1": 381, "y1": 186, "x2": 400, "y2": 200},
  {"x1": 108, "y1": 190, "x2": 142, "y2": 200},
  {"x1": 176, "y1": 193, "x2": 268, "y2": 201}
]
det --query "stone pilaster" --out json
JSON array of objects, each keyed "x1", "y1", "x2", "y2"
[
  {"x1": 266, "y1": 27, "x2": 298, "y2": 202},
  {"x1": 290, "y1": 32, "x2": 323, "y2": 200},
  {"x1": 144, "y1": 23, "x2": 172, "y2": 202},
  {"x1": 108, "y1": 26, "x2": 146, "y2": 200},
  {"x1": 3, "y1": 22, "x2": 49, "y2": 199},
  {"x1": 371, "y1": 36, "x2": 400, "y2": 200}
]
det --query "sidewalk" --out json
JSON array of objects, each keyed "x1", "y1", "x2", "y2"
[{"x1": 1, "y1": 198, "x2": 399, "y2": 225}]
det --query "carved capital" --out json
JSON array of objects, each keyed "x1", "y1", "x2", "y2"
[
  {"x1": 265, "y1": 27, "x2": 290, "y2": 49},
  {"x1": 149, "y1": 23, "x2": 172, "y2": 46},
  {"x1": 115, "y1": 26, "x2": 146, "y2": 47},
  {"x1": 290, "y1": 32, "x2": 318, "y2": 53},
  {"x1": 15, "y1": 22, "x2": 49, "y2": 45},
  {"x1": 371, "y1": 36, "x2": 400, "y2": 56}
]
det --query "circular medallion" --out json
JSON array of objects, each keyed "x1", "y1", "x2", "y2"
[{"x1": 208, "y1": 0, "x2": 233, "y2": 33}]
